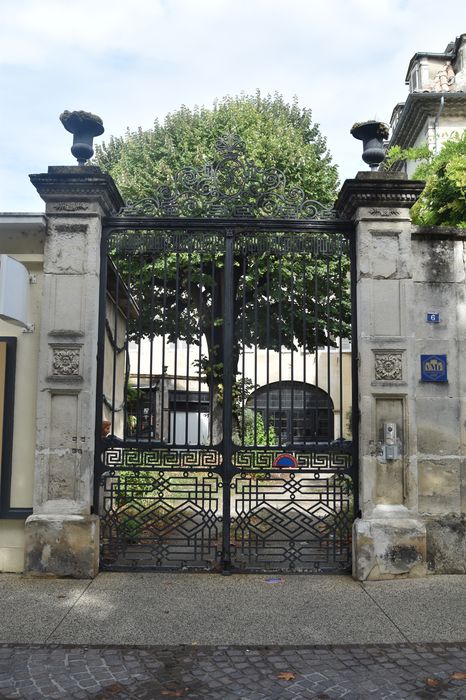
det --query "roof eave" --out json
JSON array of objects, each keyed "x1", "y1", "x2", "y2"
[
  {"x1": 405, "y1": 51, "x2": 455, "y2": 83},
  {"x1": 388, "y1": 92, "x2": 466, "y2": 150}
]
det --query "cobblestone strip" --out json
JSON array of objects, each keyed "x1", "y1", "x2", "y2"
[{"x1": 0, "y1": 643, "x2": 466, "y2": 699}]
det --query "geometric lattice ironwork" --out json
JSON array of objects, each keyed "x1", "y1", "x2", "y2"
[
  {"x1": 231, "y1": 471, "x2": 353, "y2": 573},
  {"x1": 100, "y1": 469, "x2": 221, "y2": 570},
  {"x1": 96, "y1": 167, "x2": 357, "y2": 574},
  {"x1": 99, "y1": 461, "x2": 352, "y2": 573}
]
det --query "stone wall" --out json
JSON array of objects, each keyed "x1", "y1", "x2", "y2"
[
  {"x1": 22, "y1": 167, "x2": 123, "y2": 577},
  {"x1": 337, "y1": 173, "x2": 466, "y2": 579},
  {"x1": 412, "y1": 227, "x2": 466, "y2": 573}
]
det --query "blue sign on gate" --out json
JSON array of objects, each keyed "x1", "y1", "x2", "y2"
[
  {"x1": 421, "y1": 354, "x2": 447, "y2": 382},
  {"x1": 273, "y1": 453, "x2": 298, "y2": 468}
]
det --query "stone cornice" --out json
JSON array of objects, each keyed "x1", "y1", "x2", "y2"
[
  {"x1": 29, "y1": 166, "x2": 124, "y2": 216},
  {"x1": 412, "y1": 225, "x2": 466, "y2": 240},
  {"x1": 336, "y1": 172, "x2": 425, "y2": 219}
]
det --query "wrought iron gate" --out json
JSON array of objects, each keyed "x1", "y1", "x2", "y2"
[{"x1": 95, "y1": 136, "x2": 357, "y2": 573}]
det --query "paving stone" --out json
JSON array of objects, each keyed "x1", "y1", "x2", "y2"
[{"x1": 0, "y1": 642, "x2": 466, "y2": 698}]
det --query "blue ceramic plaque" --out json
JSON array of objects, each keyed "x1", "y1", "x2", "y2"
[
  {"x1": 426, "y1": 312, "x2": 440, "y2": 323},
  {"x1": 421, "y1": 354, "x2": 447, "y2": 382}
]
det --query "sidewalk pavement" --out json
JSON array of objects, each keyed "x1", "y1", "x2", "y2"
[
  {"x1": 1, "y1": 572, "x2": 466, "y2": 699},
  {"x1": 2, "y1": 572, "x2": 466, "y2": 646}
]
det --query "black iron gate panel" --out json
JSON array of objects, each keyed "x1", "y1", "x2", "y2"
[{"x1": 95, "y1": 222, "x2": 356, "y2": 573}]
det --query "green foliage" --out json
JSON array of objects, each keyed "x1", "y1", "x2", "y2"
[
  {"x1": 127, "y1": 414, "x2": 137, "y2": 432},
  {"x1": 95, "y1": 92, "x2": 339, "y2": 205},
  {"x1": 412, "y1": 133, "x2": 466, "y2": 227},
  {"x1": 386, "y1": 133, "x2": 466, "y2": 227},
  {"x1": 117, "y1": 512, "x2": 143, "y2": 543},
  {"x1": 126, "y1": 383, "x2": 143, "y2": 402},
  {"x1": 96, "y1": 93, "x2": 347, "y2": 385},
  {"x1": 242, "y1": 408, "x2": 276, "y2": 446},
  {"x1": 126, "y1": 382, "x2": 142, "y2": 432},
  {"x1": 384, "y1": 143, "x2": 431, "y2": 170}
]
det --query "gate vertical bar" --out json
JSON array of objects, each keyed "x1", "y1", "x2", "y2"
[{"x1": 221, "y1": 228, "x2": 235, "y2": 572}]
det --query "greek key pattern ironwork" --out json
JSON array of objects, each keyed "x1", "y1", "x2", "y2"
[
  {"x1": 233, "y1": 449, "x2": 352, "y2": 473},
  {"x1": 118, "y1": 134, "x2": 340, "y2": 220},
  {"x1": 238, "y1": 233, "x2": 347, "y2": 255},
  {"x1": 112, "y1": 230, "x2": 347, "y2": 255},
  {"x1": 113, "y1": 231, "x2": 222, "y2": 255},
  {"x1": 102, "y1": 447, "x2": 222, "y2": 471}
]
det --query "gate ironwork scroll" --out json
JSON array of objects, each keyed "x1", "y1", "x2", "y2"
[{"x1": 95, "y1": 136, "x2": 358, "y2": 573}]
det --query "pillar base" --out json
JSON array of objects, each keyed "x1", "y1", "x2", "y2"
[
  {"x1": 425, "y1": 513, "x2": 466, "y2": 574},
  {"x1": 353, "y1": 505, "x2": 427, "y2": 581},
  {"x1": 24, "y1": 514, "x2": 99, "y2": 578}
]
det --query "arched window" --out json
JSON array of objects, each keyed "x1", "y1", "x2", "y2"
[{"x1": 246, "y1": 381, "x2": 334, "y2": 445}]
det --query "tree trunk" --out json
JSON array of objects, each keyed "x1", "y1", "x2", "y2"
[
  {"x1": 204, "y1": 259, "x2": 242, "y2": 447},
  {"x1": 210, "y1": 392, "x2": 223, "y2": 446}
]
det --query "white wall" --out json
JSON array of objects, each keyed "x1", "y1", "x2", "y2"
[{"x1": 0, "y1": 226, "x2": 45, "y2": 571}]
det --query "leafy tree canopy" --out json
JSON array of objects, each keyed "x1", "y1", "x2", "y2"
[
  {"x1": 95, "y1": 92, "x2": 339, "y2": 206},
  {"x1": 95, "y1": 93, "x2": 347, "y2": 438},
  {"x1": 386, "y1": 132, "x2": 466, "y2": 228}
]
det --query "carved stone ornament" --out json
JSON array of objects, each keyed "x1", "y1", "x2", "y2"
[
  {"x1": 51, "y1": 203, "x2": 89, "y2": 212},
  {"x1": 374, "y1": 352, "x2": 403, "y2": 381},
  {"x1": 368, "y1": 208, "x2": 401, "y2": 217},
  {"x1": 52, "y1": 347, "x2": 80, "y2": 376},
  {"x1": 54, "y1": 224, "x2": 88, "y2": 234}
]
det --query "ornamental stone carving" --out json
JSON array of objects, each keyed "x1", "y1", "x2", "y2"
[
  {"x1": 54, "y1": 224, "x2": 88, "y2": 234},
  {"x1": 52, "y1": 347, "x2": 80, "y2": 376},
  {"x1": 51, "y1": 202, "x2": 89, "y2": 212},
  {"x1": 368, "y1": 208, "x2": 401, "y2": 217},
  {"x1": 374, "y1": 352, "x2": 403, "y2": 381}
]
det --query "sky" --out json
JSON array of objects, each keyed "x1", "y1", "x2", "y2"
[{"x1": 0, "y1": 0, "x2": 464, "y2": 212}]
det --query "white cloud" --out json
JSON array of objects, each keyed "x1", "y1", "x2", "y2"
[{"x1": 0, "y1": 0, "x2": 464, "y2": 209}]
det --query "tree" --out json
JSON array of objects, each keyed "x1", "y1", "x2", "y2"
[
  {"x1": 95, "y1": 93, "x2": 348, "y2": 441},
  {"x1": 386, "y1": 132, "x2": 466, "y2": 227},
  {"x1": 96, "y1": 92, "x2": 338, "y2": 207}
]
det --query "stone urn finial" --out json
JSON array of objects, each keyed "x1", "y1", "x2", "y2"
[
  {"x1": 350, "y1": 120, "x2": 389, "y2": 170},
  {"x1": 59, "y1": 110, "x2": 104, "y2": 165}
]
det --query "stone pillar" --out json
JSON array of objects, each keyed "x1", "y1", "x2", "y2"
[
  {"x1": 336, "y1": 172, "x2": 427, "y2": 581},
  {"x1": 24, "y1": 166, "x2": 123, "y2": 578}
]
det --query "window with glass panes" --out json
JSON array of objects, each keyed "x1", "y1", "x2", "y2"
[{"x1": 247, "y1": 381, "x2": 334, "y2": 445}]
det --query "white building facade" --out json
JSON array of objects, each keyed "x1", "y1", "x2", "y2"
[{"x1": 389, "y1": 32, "x2": 466, "y2": 176}]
